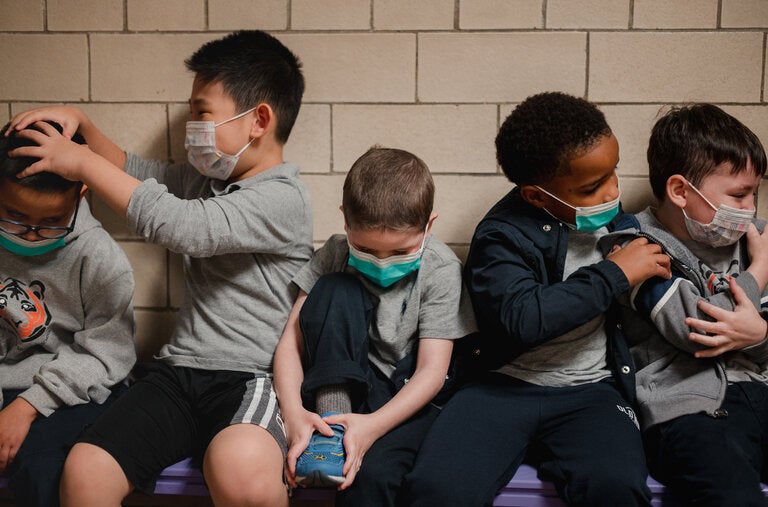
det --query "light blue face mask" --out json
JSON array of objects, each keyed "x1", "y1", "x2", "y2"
[
  {"x1": 535, "y1": 186, "x2": 620, "y2": 232},
  {"x1": 0, "y1": 231, "x2": 66, "y2": 256},
  {"x1": 347, "y1": 229, "x2": 428, "y2": 288}
]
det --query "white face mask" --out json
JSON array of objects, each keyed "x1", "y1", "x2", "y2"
[
  {"x1": 683, "y1": 180, "x2": 755, "y2": 247},
  {"x1": 185, "y1": 107, "x2": 256, "y2": 180}
]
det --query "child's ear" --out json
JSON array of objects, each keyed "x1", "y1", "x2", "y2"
[
  {"x1": 666, "y1": 175, "x2": 688, "y2": 209},
  {"x1": 519, "y1": 185, "x2": 548, "y2": 208},
  {"x1": 249, "y1": 103, "x2": 274, "y2": 139},
  {"x1": 78, "y1": 184, "x2": 88, "y2": 200},
  {"x1": 426, "y1": 212, "x2": 438, "y2": 233}
]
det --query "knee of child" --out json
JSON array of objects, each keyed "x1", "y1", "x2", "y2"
[
  {"x1": 570, "y1": 466, "x2": 648, "y2": 504},
  {"x1": 62, "y1": 443, "x2": 120, "y2": 485},
  {"x1": 401, "y1": 467, "x2": 453, "y2": 504}
]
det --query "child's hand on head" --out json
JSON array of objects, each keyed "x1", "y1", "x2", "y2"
[
  {"x1": 9, "y1": 121, "x2": 93, "y2": 181},
  {"x1": 6, "y1": 106, "x2": 85, "y2": 139},
  {"x1": 607, "y1": 237, "x2": 671, "y2": 287},
  {"x1": 686, "y1": 276, "x2": 768, "y2": 358},
  {"x1": 746, "y1": 223, "x2": 768, "y2": 290}
]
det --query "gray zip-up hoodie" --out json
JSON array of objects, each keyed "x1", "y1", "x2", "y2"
[
  {"x1": 0, "y1": 200, "x2": 136, "y2": 416},
  {"x1": 600, "y1": 207, "x2": 768, "y2": 430}
]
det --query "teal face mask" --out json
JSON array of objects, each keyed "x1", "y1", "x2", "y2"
[
  {"x1": 0, "y1": 231, "x2": 66, "y2": 256},
  {"x1": 347, "y1": 230, "x2": 428, "y2": 288},
  {"x1": 535, "y1": 186, "x2": 620, "y2": 232}
]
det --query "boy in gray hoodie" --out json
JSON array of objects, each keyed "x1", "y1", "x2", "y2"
[
  {"x1": 603, "y1": 104, "x2": 768, "y2": 506},
  {"x1": 0, "y1": 122, "x2": 135, "y2": 507}
]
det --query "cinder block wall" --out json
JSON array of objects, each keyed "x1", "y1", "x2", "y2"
[{"x1": 1, "y1": 0, "x2": 766, "y2": 358}]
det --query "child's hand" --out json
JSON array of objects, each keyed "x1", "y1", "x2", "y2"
[
  {"x1": 283, "y1": 408, "x2": 334, "y2": 488},
  {"x1": 6, "y1": 106, "x2": 86, "y2": 139},
  {"x1": 323, "y1": 412, "x2": 385, "y2": 491},
  {"x1": 0, "y1": 398, "x2": 38, "y2": 473},
  {"x1": 746, "y1": 223, "x2": 768, "y2": 290},
  {"x1": 606, "y1": 237, "x2": 671, "y2": 287},
  {"x1": 9, "y1": 121, "x2": 94, "y2": 181},
  {"x1": 686, "y1": 276, "x2": 768, "y2": 358}
]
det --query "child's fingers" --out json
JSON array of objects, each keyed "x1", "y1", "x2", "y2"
[
  {"x1": 7, "y1": 111, "x2": 42, "y2": 135},
  {"x1": 688, "y1": 331, "x2": 724, "y2": 348},
  {"x1": 31, "y1": 120, "x2": 61, "y2": 137},
  {"x1": 691, "y1": 299, "x2": 729, "y2": 322},
  {"x1": 694, "y1": 344, "x2": 729, "y2": 358},
  {"x1": 15, "y1": 159, "x2": 50, "y2": 179},
  {"x1": 313, "y1": 417, "x2": 335, "y2": 437},
  {"x1": 727, "y1": 276, "x2": 749, "y2": 306},
  {"x1": 9, "y1": 126, "x2": 49, "y2": 145}
]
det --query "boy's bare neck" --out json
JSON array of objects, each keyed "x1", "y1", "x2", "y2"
[
  {"x1": 232, "y1": 148, "x2": 285, "y2": 182},
  {"x1": 654, "y1": 200, "x2": 692, "y2": 241}
]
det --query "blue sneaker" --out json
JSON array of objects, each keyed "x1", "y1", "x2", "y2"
[{"x1": 295, "y1": 413, "x2": 345, "y2": 487}]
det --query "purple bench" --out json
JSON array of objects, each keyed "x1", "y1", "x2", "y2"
[
  {"x1": 2, "y1": 460, "x2": 767, "y2": 505},
  {"x1": 152, "y1": 461, "x2": 768, "y2": 506}
]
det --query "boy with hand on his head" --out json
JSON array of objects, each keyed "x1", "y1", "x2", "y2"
[
  {"x1": 604, "y1": 104, "x2": 768, "y2": 506},
  {"x1": 274, "y1": 147, "x2": 476, "y2": 506},
  {"x1": 0, "y1": 122, "x2": 135, "y2": 507},
  {"x1": 404, "y1": 92, "x2": 670, "y2": 507},
  {"x1": 8, "y1": 30, "x2": 312, "y2": 507}
]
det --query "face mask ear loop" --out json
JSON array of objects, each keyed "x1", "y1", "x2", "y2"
[
  {"x1": 686, "y1": 180, "x2": 718, "y2": 212},
  {"x1": 214, "y1": 106, "x2": 258, "y2": 128},
  {"x1": 234, "y1": 137, "x2": 256, "y2": 157},
  {"x1": 534, "y1": 186, "x2": 576, "y2": 211}
]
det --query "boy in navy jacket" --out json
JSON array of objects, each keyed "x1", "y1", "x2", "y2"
[{"x1": 405, "y1": 92, "x2": 670, "y2": 507}]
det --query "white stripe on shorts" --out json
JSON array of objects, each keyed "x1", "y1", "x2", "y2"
[{"x1": 232, "y1": 374, "x2": 287, "y2": 455}]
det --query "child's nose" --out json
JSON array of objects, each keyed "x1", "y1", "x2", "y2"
[{"x1": 20, "y1": 230, "x2": 43, "y2": 242}]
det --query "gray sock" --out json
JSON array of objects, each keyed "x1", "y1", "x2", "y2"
[{"x1": 316, "y1": 384, "x2": 351, "y2": 416}]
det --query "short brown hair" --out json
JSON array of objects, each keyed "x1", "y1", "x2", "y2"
[{"x1": 342, "y1": 147, "x2": 434, "y2": 230}]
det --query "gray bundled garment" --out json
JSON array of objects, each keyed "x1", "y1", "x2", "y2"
[
  {"x1": 124, "y1": 154, "x2": 313, "y2": 374},
  {"x1": 600, "y1": 207, "x2": 768, "y2": 430},
  {"x1": 0, "y1": 200, "x2": 136, "y2": 416}
]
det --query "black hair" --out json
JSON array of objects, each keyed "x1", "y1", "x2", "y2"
[
  {"x1": 185, "y1": 30, "x2": 305, "y2": 144},
  {"x1": 495, "y1": 92, "x2": 612, "y2": 185},
  {"x1": 0, "y1": 122, "x2": 85, "y2": 193},
  {"x1": 648, "y1": 103, "x2": 767, "y2": 200}
]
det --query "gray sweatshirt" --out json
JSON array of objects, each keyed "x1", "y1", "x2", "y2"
[
  {"x1": 124, "y1": 154, "x2": 313, "y2": 374},
  {"x1": 601, "y1": 207, "x2": 768, "y2": 430},
  {"x1": 0, "y1": 200, "x2": 136, "y2": 416}
]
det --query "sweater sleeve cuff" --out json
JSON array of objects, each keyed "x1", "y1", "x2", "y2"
[
  {"x1": 596, "y1": 258, "x2": 631, "y2": 295},
  {"x1": 18, "y1": 384, "x2": 62, "y2": 417}
]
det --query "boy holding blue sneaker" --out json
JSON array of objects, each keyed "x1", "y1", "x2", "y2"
[{"x1": 274, "y1": 147, "x2": 476, "y2": 506}]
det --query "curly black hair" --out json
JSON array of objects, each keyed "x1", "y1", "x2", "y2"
[{"x1": 495, "y1": 92, "x2": 612, "y2": 185}]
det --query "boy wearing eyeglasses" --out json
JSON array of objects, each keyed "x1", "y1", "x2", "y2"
[{"x1": 0, "y1": 121, "x2": 136, "y2": 507}]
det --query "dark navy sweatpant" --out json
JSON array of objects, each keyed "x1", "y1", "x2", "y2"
[
  {"x1": 403, "y1": 372, "x2": 652, "y2": 507},
  {"x1": 3, "y1": 387, "x2": 122, "y2": 507},
  {"x1": 299, "y1": 273, "x2": 440, "y2": 507},
  {"x1": 645, "y1": 381, "x2": 768, "y2": 507}
]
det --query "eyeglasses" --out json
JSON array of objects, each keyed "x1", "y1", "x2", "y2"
[{"x1": 0, "y1": 198, "x2": 81, "y2": 239}]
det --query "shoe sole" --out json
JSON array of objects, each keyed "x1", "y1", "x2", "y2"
[{"x1": 296, "y1": 470, "x2": 345, "y2": 488}]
